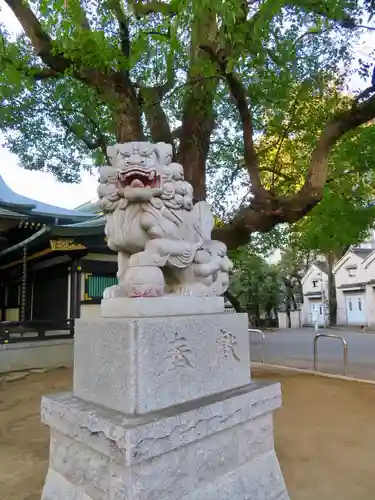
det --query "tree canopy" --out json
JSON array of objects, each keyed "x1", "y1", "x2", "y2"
[{"x1": 1, "y1": 0, "x2": 375, "y2": 247}]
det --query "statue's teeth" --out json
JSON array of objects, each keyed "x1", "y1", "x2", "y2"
[{"x1": 130, "y1": 179, "x2": 144, "y2": 188}]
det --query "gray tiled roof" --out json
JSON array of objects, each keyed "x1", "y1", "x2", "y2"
[
  {"x1": 0, "y1": 175, "x2": 94, "y2": 220},
  {"x1": 304, "y1": 291, "x2": 323, "y2": 297},
  {"x1": 74, "y1": 200, "x2": 101, "y2": 213},
  {"x1": 0, "y1": 207, "x2": 27, "y2": 218},
  {"x1": 315, "y1": 260, "x2": 328, "y2": 274},
  {"x1": 52, "y1": 215, "x2": 105, "y2": 236},
  {"x1": 352, "y1": 248, "x2": 373, "y2": 259}
]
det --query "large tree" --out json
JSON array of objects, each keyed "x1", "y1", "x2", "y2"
[{"x1": 1, "y1": 0, "x2": 375, "y2": 247}]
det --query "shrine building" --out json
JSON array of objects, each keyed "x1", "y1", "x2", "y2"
[{"x1": 0, "y1": 175, "x2": 115, "y2": 339}]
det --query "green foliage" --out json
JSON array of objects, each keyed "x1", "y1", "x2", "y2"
[
  {"x1": 291, "y1": 122, "x2": 375, "y2": 255},
  {"x1": 0, "y1": 0, "x2": 372, "y2": 192},
  {"x1": 248, "y1": 226, "x2": 289, "y2": 258},
  {"x1": 277, "y1": 242, "x2": 316, "y2": 278},
  {"x1": 253, "y1": 83, "x2": 375, "y2": 254},
  {"x1": 276, "y1": 242, "x2": 316, "y2": 307},
  {"x1": 230, "y1": 246, "x2": 282, "y2": 319}
]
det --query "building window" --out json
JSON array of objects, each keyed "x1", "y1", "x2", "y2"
[
  {"x1": 348, "y1": 268, "x2": 357, "y2": 277},
  {"x1": 348, "y1": 298, "x2": 352, "y2": 311},
  {"x1": 358, "y1": 297, "x2": 362, "y2": 311},
  {"x1": 85, "y1": 275, "x2": 117, "y2": 300},
  {"x1": 312, "y1": 280, "x2": 317, "y2": 288}
]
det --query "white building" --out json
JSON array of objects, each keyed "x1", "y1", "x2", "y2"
[
  {"x1": 301, "y1": 247, "x2": 375, "y2": 327},
  {"x1": 333, "y1": 248, "x2": 374, "y2": 326},
  {"x1": 301, "y1": 261, "x2": 329, "y2": 326}
]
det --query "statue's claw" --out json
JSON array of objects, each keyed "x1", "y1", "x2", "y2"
[{"x1": 103, "y1": 285, "x2": 127, "y2": 299}]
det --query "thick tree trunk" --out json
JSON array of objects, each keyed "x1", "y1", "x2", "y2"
[
  {"x1": 140, "y1": 87, "x2": 173, "y2": 145},
  {"x1": 110, "y1": 89, "x2": 144, "y2": 142},
  {"x1": 178, "y1": 13, "x2": 217, "y2": 201},
  {"x1": 326, "y1": 252, "x2": 337, "y2": 326},
  {"x1": 284, "y1": 295, "x2": 292, "y2": 328},
  {"x1": 224, "y1": 290, "x2": 243, "y2": 312}
]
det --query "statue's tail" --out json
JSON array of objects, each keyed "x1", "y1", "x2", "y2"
[{"x1": 192, "y1": 201, "x2": 215, "y2": 243}]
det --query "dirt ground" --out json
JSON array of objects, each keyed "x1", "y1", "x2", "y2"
[{"x1": 0, "y1": 367, "x2": 375, "y2": 500}]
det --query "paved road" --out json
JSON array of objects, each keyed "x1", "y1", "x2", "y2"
[{"x1": 250, "y1": 328, "x2": 375, "y2": 379}]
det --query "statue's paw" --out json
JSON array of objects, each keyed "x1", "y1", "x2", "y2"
[
  {"x1": 103, "y1": 284, "x2": 126, "y2": 299},
  {"x1": 129, "y1": 251, "x2": 167, "y2": 267},
  {"x1": 174, "y1": 283, "x2": 211, "y2": 297}
]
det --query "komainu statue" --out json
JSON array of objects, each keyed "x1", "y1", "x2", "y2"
[{"x1": 98, "y1": 141, "x2": 233, "y2": 298}]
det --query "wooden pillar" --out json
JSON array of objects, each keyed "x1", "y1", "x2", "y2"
[
  {"x1": 0, "y1": 283, "x2": 5, "y2": 321},
  {"x1": 69, "y1": 260, "x2": 82, "y2": 319},
  {"x1": 20, "y1": 246, "x2": 27, "y2": 322}
]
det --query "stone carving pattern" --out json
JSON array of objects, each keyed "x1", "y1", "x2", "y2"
[
  {"x1": 98, "y1": 141, "x2": 233, "y2": 298},
  {"x1": 165, "y1": 332, "x2": 195, "y2": 370},
  {"x1": 216, "y1": 328, "x2": 240, "y2": 362}
]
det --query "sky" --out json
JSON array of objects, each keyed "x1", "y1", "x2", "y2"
[{"x1": 0, "y1": 4, "x2": 374, "y2": 210}]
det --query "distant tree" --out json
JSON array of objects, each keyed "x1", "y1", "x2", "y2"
[
  {"x1": 276, "y1": 244, "x2": 317, "y2": 326},
  {"x1": 230, "y1": 247, "x2": 281, "y2": 326}
]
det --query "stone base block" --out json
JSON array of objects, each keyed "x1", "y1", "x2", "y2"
[
  {"x1": 101, "y1": 296, "x2": 225, "y2": 318},
  {"x1": 74, "y1": 313, "x2": 250, "y2": 415},
  {"x1": 41, "y1": 381, "x2": 289, "y2": 500}
]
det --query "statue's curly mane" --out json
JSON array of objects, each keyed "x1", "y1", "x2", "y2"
[
  {"x1": 99, "y1": 149, "x2": 197, "y2": 254},
  {"x1": 105, "y1": 204, "x2": 145, "y2": 253},
  {"x1": 98, "y1": 142, "x2": 231, "y2": 299}
]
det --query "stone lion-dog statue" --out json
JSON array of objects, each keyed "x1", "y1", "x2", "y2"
[{"x1": 98, "y1": 141, "x2": 233, "y2": 298}]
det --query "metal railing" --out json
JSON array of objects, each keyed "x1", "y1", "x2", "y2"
[
  {"x1": 0, "y1": 319, "x2": 75, "y2": 344},
  {"x1": 313, "y1": 333, "x2": 348, "y2": 376},
  {"x1": 249, "y1": 328, "x2": 265, "y2": 364}
]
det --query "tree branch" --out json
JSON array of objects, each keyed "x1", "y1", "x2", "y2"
[
  {"x1": 4, "y1": 0, "x2": 71, "y2": 74},
  {"x1": 172, "y1": 126, "x2": 182, "y2": 139},
  {"x1": 354, "y1": 85, "x2": 375, "y2": 104},
  {"x1": 129, "y1": 0, "x2": 179, "y2": 18},
  {"x1": 60, "y1": 114, "x2": 110, "y2": 159},
  {"x1": 136, "y1": 16, "x2": 176, "y2": 146},
  {"x1": 138, "y1": 86, "x2": 173, "y2": 144},
  {"x1": 259, "y1": 167, "x2": 296, "y2": 182},
  {"x1": 60, "y1": 116, "x2": 99, "y2": 149},
  {"x1": 214, "y1": 89, "x2": 375, "y2": 250},
  {"x1": 290, "y1": 0, "x2": 356, "y2": 26},
  {"x1": 268, "y1": 88, "x2": 303, "y2": 185},
  {"x1": 32, "y1": 67, "x2": 60, "y2": 80},
  {"x1": 200, "y1": 44, "x2": 263, "y2": 194},
  {"x1": 106, "y1": 0, "x2": 130, "y2": 60},
  {"x1": 158, "y1": 46, "x2": 175, "y2": 96},
  {"x1": 4, "y1": 0, "x2": 131, "y2": 92},
  {"x1": 66, "y1": 0, "x2": 91, "y2": 30},
  {"x1": 301, "y1": 92, "x2": 375, "y2": 198},
  {"x1": 0, "y1": 50, "x2": 61, "y2": 80},
  {"x1": 135, "y1": 21, "x2": 175, "y2": 96}
]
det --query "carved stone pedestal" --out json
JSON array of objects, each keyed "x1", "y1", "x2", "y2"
[{"x1": 40, "y1": 304, "x2": 290, "y2": 500}]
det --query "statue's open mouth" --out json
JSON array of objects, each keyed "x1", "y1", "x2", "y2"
[{"x1": 117, "y1": 168, "x2": 161, "y2": 189}]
